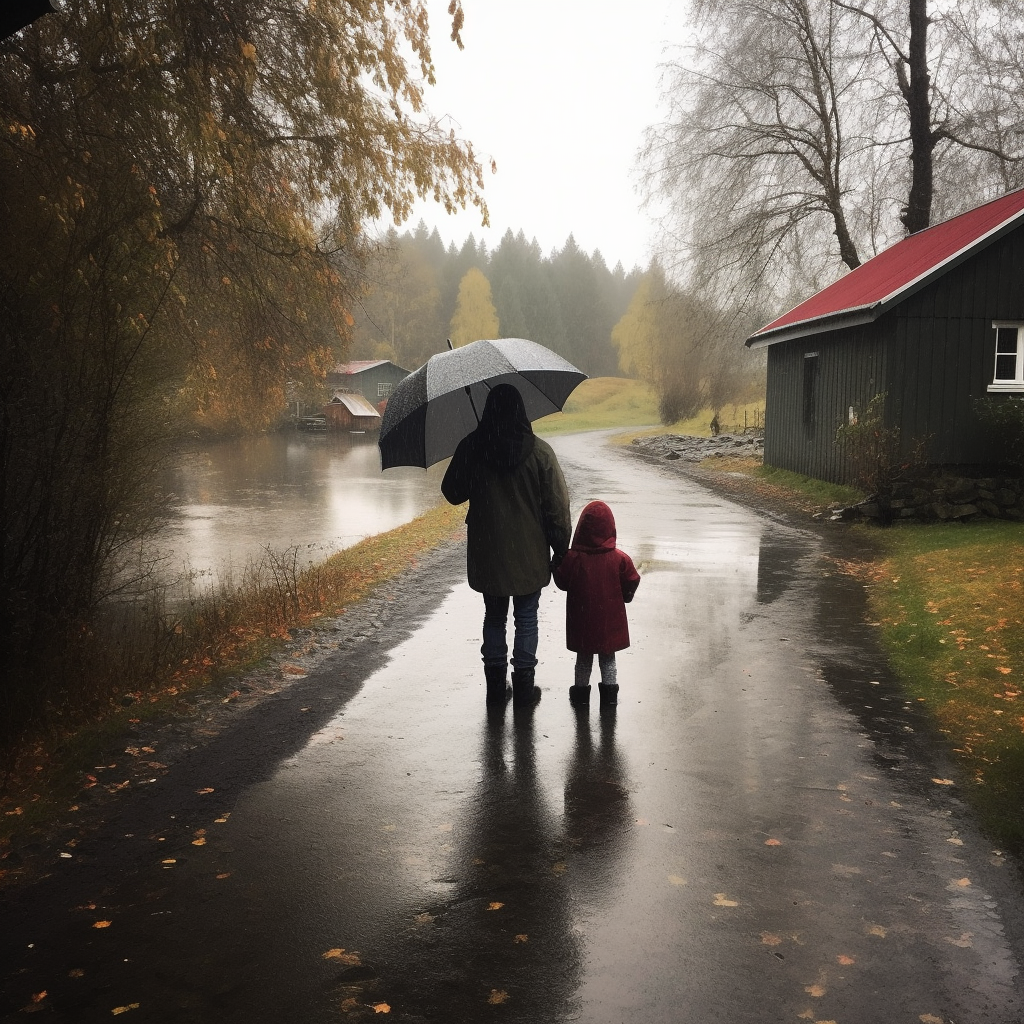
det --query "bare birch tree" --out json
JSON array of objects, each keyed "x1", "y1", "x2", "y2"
[
  {"x1": 940, "y1": 0, "x2": 1024, "y2": 196},
  {"x1": 837, "y1": 0, "x2": 1023, "y2": 231},
  {"x1": 642, "y1": 0, "x2": 878, "y2": 304},
  {"x1": 611, "y1": 263, "x2": 765, "y2": 424},
  {"x1": 644, "y1": 0, "x2": 1024, "y2": 306}
]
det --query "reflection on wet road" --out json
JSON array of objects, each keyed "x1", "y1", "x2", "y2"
[{"x1": 2, "y1": 432, "x2": 1023, "y2": 1022}]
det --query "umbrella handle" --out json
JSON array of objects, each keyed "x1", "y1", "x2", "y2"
[{"x1": 464, "y1": 379, "x2": 493, "y2": 423}]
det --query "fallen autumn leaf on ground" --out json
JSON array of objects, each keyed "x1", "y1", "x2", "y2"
[{"x1": 322, "y1": 949, "x2": 361, "y2": 965}]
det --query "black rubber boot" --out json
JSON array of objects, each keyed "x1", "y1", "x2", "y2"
[
  {"x1": 568, "y1": 683, "x2": 591, "y2": 706},
  {"x1": 598, "y1": 682, "x2": 619, "y2": 708},
  {"x1": 484, "y1": 664, "x2": 511, "y2": 706},
  {"x1": 511, "y1": 667, "x2": 541, "y2": 707}
]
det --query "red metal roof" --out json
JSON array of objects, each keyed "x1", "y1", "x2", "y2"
[
  {"x1": 749, "y1": 188, "x2": 1024, "y2": 345},
  {"x1": 331, "y1": 360, "x2": 391, "y2": 374}
]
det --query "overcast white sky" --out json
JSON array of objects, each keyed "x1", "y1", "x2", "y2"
[{"x1": 390, "y1": 1, "x2": 692, "y2": 272}]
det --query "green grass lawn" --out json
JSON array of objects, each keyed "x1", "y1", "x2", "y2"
[
  {"x1": 533, "y1": 377, "x2": 660, "y2": 435},
  {"x1": 753, "y1": 464, "x2": 864, "y2": 507},
  {"x1": 862, "y1": 520, "x2": 1024, "y2": 853}
]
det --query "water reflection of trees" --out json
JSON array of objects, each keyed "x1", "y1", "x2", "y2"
[
  {"x1": 153, "y1": 433, "x2": 443, "y2": 586},
  {"x1": 755, "y1": 530, "x2": 810, "y2": 605}
]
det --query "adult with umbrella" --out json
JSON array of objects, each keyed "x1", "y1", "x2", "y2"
[
  {"x1": 440, "y1": 382, "x2": 571, "y2": 707},
  {"x1": 380, "y1": 337, "x2": 584, "y2": 708}
]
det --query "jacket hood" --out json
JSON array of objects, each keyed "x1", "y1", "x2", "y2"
[
  {"x1": 571, "y1": 500, "x2": 617, "y2": 553},
  {"x1": 474, "y1": 382, "x2": 535, "y2": 470}
]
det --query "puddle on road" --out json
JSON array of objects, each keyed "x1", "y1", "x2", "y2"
[{"x1": 755, "y1": 535, "x2": 814, "y2": 604}]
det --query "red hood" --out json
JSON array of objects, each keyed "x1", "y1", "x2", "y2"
[{"x1": 571, "y1": 500, "x2": 617, "y2": 553}]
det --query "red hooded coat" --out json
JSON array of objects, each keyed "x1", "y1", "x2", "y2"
[{"x1": 553, "y1": 501, "x2": 640, "y2": 654}]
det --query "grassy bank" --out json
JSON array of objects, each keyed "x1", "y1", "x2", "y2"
[
  {"x1": 678, "y1": 453, "x2": 864, "y2": 514},
  {"x1": 532, "y1": 376, "x2": 766, "y2": 441},
  {"x1": 753, "y1": 464, "x2": 862, "y2": 507},
  {"x1": 0, "y1": 501, "x2": 465, "y2": 841},
  {"x1": 861, "y1": 520, "x2": 1024, "y2": 853},
  {"x1": 534, "y1": 377, "x2": 660, "y2": 435}
]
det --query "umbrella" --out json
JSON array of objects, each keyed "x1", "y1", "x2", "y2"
[{"x1": 378, "y1": 338, "x2": 587, "y2": 469}]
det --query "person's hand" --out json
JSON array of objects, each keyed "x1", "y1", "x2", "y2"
[{"x1": 550, "y1": 551, "x2": 565, "y2": 573}]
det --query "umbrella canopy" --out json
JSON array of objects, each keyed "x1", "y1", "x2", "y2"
[{"x1": 378, "y1": 338, "x2": 587, "y2": 469}]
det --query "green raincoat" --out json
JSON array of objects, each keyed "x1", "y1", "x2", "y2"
[{"x1": 442, "y1": 432, "x2": 571, "y2": 597}]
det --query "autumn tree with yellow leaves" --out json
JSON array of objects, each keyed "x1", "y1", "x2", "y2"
[
  {"x1": 449, "y1": 267, "x2": 499, "y2": 347},
  {"x1": 0, "y1": 0, "x2": 486, "y2": 742},
  {"x1": 612, "y1": 264, "x2": 764, "y2": 424}
]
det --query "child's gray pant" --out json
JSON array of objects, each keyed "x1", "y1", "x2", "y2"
[{"x1": 575, "y1": 652, "x2": 617, "y2": 686}]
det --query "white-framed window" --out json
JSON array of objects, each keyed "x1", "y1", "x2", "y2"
[
  {"x1": 988, "y1": 322, "x2": 1024, "y2": 392},
  {"x1": 377, "y1": 382, "x2": 393, "y2": 398}
]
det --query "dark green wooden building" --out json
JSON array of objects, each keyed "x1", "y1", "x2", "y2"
[
  {"x1": 747, "y1": 189, "x2": 1024, "y2": 483},
  {"x1": 326, "y1": 360, "x2": 411, "y2": 407}
]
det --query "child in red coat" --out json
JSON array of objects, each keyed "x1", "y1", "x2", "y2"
[{"x1": 553, "y1": 500, "x2": 640, "y2": 707}]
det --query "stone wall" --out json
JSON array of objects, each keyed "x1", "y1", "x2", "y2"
[{"x1": 834, "y1": 475, "x2": 1024, "y2": 523}]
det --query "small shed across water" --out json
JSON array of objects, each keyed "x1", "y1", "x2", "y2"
[
  {"x1": 326, "y1": 360, "x2": 411, "y2": 407},
  {"x1": 323, "y1": 392, "x2": 382, "y2": 432}
]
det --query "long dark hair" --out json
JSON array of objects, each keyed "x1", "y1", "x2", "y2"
[{"x1": 477, "y1": 382, "x2": 534, "y2": 470}]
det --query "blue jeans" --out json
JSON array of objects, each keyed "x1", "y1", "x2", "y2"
[{"x1": 481, "y1": 591, "x2": 541, "y2": 670}]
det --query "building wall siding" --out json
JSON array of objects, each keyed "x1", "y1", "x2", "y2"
[
  {"x1": 764, "y1": 323, "x2": 887, "y2": 483},
  {"x1": 889, "y1": 226, "x2": 1024, "y2": 466},
  {"x1": 326, "y1": 362, "x2": 411, "y2": 404}
]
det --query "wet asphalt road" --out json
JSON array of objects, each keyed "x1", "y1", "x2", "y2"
[{"x1": 3, "y1": 432, "x2": 1024, "y2": 1023}]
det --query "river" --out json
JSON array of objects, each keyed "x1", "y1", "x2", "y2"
[{"x1": 153, "y1": 430, "x2": 445, "y2": 590}]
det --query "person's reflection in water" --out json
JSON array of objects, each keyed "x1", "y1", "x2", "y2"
[
  {"x1": 380, "y1": 707, "x2": 584, "y2": 1022},
  {"x1": 563, "y1": 707, "x2": 634, "y2": 912}
]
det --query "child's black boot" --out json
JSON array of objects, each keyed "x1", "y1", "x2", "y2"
[
  {"x1": 484, "y1": 664, "x2": 511, "y2": 705},
  {"x1": 598, "y1": 682, "x2": 619, "y2": 708},
  {"x1": 511, "y1": 667, "x2": 541, "y2": 707},
  {"x1": 568, "y1": 683, "x2": 591, "y2": 706}
]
